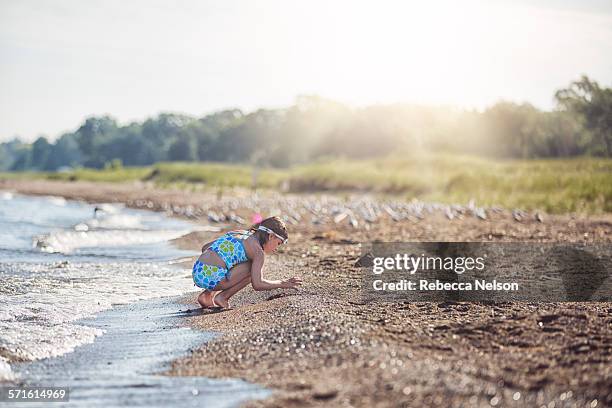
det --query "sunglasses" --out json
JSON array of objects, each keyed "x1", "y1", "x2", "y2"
[{"x1": 257, "y1": 225, "x2": 288, "y2": 244}]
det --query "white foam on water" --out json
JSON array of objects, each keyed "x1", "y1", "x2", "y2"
[
  {"x1": 1, "y1": 191, "x2": 14, "y2": 200},
  {"x1": 0, "y1": 261, "x2": 197, "y2": 378},
  {"x1": 44, "y1": 196, "x2": 67, "y2": 206},
  {"x1": 28, "y1": 201, "x2": 193, "y2": 256},
  {"x1": 0, "y1": 195, "x2": 202, "y2": 381},
  {"x1": 85, "y1": 213, "x2": 144, "y2": 229},
  {"x1": 34, "y1": 229, "x2": 190, "y2": 254},
  {"x1": 0, "y1": 356, "x2": 15, "y2": 381},
  {"x1": 94, "y1": 203, "x2": 122, "y2": 213}
]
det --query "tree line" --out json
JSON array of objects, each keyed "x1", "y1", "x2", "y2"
[{"x1": 1, "y1": 76, "x2": 610, "y2": 172}]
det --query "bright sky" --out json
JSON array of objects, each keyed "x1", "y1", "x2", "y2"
[{"x1": 1, "y1": 0, "x2": 611, "y2": 141}]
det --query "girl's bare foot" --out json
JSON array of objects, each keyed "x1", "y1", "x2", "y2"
[
  {"x1": 197, "y1": 291, "x2": 220, "y2": 308},
  {"x1": 212, "y1": 292, "x2": 229, "y2": 309}
]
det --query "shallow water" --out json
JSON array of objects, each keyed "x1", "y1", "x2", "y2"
[
  {"x1": 0, "y1": 194, "x2": 267, "y2": 408},
  {"x1": 0, "y1": 193, "x2": 201, "y2": 381},
  {"x1": 8, "y1": 296, "x2": 270, "y2": 407},
  {"x1": 0, "y1": 261, "x2": 197, "y2": 370},
  {"x1": 0, "y1": 193, "x2": 193, "y2": 263}
]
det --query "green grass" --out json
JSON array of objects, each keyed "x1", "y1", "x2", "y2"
[
  {"x1": 148, "y1": 162, "x2": 285, "y2": 188},
  {"x1": 44, "y1": 167, "x2": 152, "y2": 183},
  {"x1": 288, "y1": 154, "x2": 612, "y2": 213},
  {"x1": 1, "y1": 155, "x2": 611, "y2": 214}
]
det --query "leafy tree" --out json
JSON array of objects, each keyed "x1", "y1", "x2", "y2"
[
  {"x1": 482, "y1": 102, "x2": 544, "y2": 158},
  {"x1": 0, "y1": 139, "x2": 25, "y2": 171},
  {"x1": 2, "y1": 78, "x2": 610, "y2": 172},
  {"x1": 75, "y1": 116, "x2": 119, "y2": 167},
  {"x1": 30, "y1": 136, "x2": 51, "y2": 170},
  {"x1": 45, "y1": 133, "x2": 82, "y2": 170},
  {"x1": 0, "y1": 144, "x2": 9, "y2": 171},
  {"x1": 8, "y1": 142, "x2": 31, "y2": 171},
  {"x1": 555, "y1": 76, "x2": 612, "y2": 156},
  {"x1": 168, "y1": 134, "x2": 197, "y2": 161}
]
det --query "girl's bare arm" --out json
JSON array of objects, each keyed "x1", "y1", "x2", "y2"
[{"x1": 245, "y1": 240, "x2": 301, "y2": 290}]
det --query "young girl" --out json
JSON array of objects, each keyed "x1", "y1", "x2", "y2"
[{"x1": 192, "y1": 216, "x2": 302, "y2": 309}]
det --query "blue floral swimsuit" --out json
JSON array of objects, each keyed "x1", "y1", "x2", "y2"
[{"x1": 192, "y1": 231, "x2": 251, "y2": 290}]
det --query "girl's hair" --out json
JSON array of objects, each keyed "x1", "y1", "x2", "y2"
[{"x1": 249, "y1": 216, "x2": 288, "y2": 248}]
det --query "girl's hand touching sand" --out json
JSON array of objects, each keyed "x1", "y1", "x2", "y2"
[{"x1": 281, "y1": 277, "x2": 302, "y2": 289}]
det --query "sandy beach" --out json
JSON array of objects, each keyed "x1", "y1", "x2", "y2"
[{"x1": 1, "y1": 179, "x2": 610, "y2": 407}]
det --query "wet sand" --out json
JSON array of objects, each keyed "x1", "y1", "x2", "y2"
[{"x1": 2, "y1": 179, "x2": 611, "y2": 407}]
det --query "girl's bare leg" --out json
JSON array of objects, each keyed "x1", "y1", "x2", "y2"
[
  {"x1": 211, "y1": 262, "x2": 253, "y2": 308},
  {"x1": 213, "y1": 276, "x2": 250, "y2": 308}
]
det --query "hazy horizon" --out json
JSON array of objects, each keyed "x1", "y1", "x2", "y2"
[{"x1": 1, "y1": 0, "x2": 612, "y2": 142}]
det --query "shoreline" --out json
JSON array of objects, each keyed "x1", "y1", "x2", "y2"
[
  {"x1": 3, "y1": 178, "x2": 612, "y2": 226},
  {"x1": 2, "y1": 178, "x2": 611, "y2": 407},
  {"x1": 10, "y1": 296, "x2": 271, "y2": 407}
]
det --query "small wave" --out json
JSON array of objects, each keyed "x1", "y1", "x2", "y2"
[
  {"x1": 0, "y1": 261, "x2": 196, "y2": 371},
  {"x1": 0, "y1": 320, "x2": 103, "y2": 362},
  {"x1": 1, "y1": 195, "x2": 200, "y2": 374},
  {"x1": 0, "y1": 356, "x2": 15, "y2": 381},
  {"x1": 34, "y1": 229, "x2": 189, "y2": 254},
  {"x1": 1, "y1": 191, "x2": 14, "y2": 200},
  {"x1": 45, "y1": 196, "x2": 67, "y2": 206},
  {"x1": 94, "y1": 203, "x2": 122, "y2": 214},
  {"x1": 81, "y1": 214, "x2": 145, "y2": 230}
]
